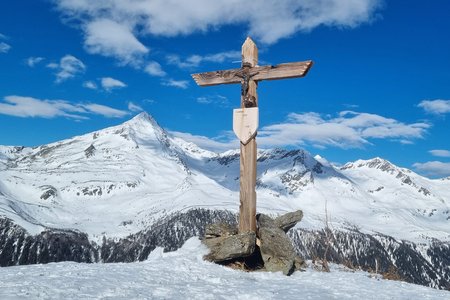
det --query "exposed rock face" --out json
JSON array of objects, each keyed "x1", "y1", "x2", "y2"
[
  {"x1": 203, "y1": 232, "x2": 256, "y2": 262},
  {"x1": 84, "y1": 144, "x2": 96, "y2": 158}
]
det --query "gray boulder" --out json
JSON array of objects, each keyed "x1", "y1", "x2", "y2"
[
  {"x1": 256, "y1": 213, "x2": 277, "y2": 228},
  {"x1": 258, "y1": 226, "x2": 296, "y2": 275},
  {"x1": 204, "y1": 223, "x2": 237, "y2": 238},
  {"x1": 203, "y1": 232, "x2": 256, "y2": 262},
  {"x1": 274, "y1": 210, "x2": 303, "y2": 232}
]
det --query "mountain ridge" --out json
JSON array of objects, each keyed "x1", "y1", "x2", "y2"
[
  {"x1": 1, "y1": 112, "x2": 449, "y2": 289},
  {"x1": 0, "y1": 112, "x2": 448, "y2": 244}
]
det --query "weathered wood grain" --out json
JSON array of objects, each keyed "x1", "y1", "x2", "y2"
[
  {"x1": 238, "y1": 37, "x2": 258, "y2": 234},
  {"x1": 191, "y1": 60, "x2": 313, "y2": 87},
  {"x1": 239, "y1": 138, "x2": 257, "y2": 233}
]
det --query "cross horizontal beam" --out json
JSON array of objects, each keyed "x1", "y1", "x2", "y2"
[{"x1": 192, "y1": 60, "x2": 313, "y2": 87}]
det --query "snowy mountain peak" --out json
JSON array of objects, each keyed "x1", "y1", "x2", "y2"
[
  {"x1": 98, "y1": 111, "x2": 175, "y2": 152},
  {"x1": 120, "y1": 112, "x2": 165, "y2": 137},
  {"x1": 313, "y1": 154, "x2": 332, "y2": 167},
  {"x1": 124, "y1": 111, "x2": 157, "y2": 127},
  {"x1": 341, "y1": 157, "x2": 401, "y2": 173}
]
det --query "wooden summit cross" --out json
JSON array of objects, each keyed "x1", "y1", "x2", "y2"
[{"x1": 192, "y1": 37, "x2": 313, "y2": 234}]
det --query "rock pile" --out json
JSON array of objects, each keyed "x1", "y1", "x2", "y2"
[{"x1": 202, "y1": 210, "x2": 305, "y2": 275}]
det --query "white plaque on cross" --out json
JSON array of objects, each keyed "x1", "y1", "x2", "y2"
[{"x1": 233, "y1": 107, "x2": 259, "y2": 145}]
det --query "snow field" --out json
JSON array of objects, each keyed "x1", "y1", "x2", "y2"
[{"x1": 0, "y1": 238, "x2": 448, "y2": 300}]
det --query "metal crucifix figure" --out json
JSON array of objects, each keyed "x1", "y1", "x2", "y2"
[{"x1": 192, "y1": 37, "x2": 313, "y2": 233}]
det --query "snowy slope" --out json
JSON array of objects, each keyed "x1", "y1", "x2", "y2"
[
  {"x1": 0, "y1": 238, "x2": 448, "y2": 300},
  {"x1": 1, "y1": 114, "x2": 243, "y2": 236},
  {"x1": 0, "y1": 112, "x2": 449, "y2": 244},
  {"x1": 340, "y1": 159, "x2": 450, "y2": 241}
]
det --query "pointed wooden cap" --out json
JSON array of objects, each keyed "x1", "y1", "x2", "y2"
[{"x1": 242, "y1": 37, "x2": 258, "y2": 67}]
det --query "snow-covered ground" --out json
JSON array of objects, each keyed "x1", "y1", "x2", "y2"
[{"x1": 0, "y1": 238, "x2": 447, "y2": 300}]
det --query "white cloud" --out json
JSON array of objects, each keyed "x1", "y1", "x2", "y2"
[
  {"x1": 46, "y1": 62, "x2": 58, "y2": 69},
  {"x1": 26, "y1": 57, "x2": 45, "y2": 67},
  {"x1": 170, "y1": 131, "x2": 238, "y2": 153},
  {"x1": 429, "y1": 150, "x2": 450, "y2": 158},
  {"x1": 142, "y1": 99, "x2": 155, "y2": 104},
  {"x1": 47, "y1": 55, "x2": 86, "y2": 83},
  {"x1": 0, "y1": 42, "x2": 11, "y2": 53},
  {"x1": 100, "y1": 77, "x2": 127, "y2": 91},
  {"x1": 128, "y1": 102, "x2": 143, "y2": 112},
  {"x1": 167, "y1": 50, "x2": 241, "y2": 69},
  {"x1": 53, "y1": 0, "x2": 382, "y2": 63},
  {"x1": 0, "y1": 33, "x2": 11, "y2": 53},
  {"x1": 343, "y1": 103, "x2": 359, "y2": 109},
  {"x1": 0, "y1": 96, "x2": 84, "y2": 119},
  {"x1": 84, "y1": 78, "x2": 126, "y2": 91},
  {"x1": 83, "y1": 80, "x2": 97, "y2": 90},
  {"x1": 0, "y1": 95, "x2": 129, "y2": 119},
  {"x1": 84, "y1": 19, "x2": 149, "y2": 65},
  {"x1": 83, "y1": 103, "x2": 129, "y2": 118},
  {"x1": 257, "y1": 111, "x2": 429, "y2": 149},
  {"x1": 196, "y1": 95, "x2": 229, "y2": 107},
  {"x1": 172, "y1": 110, "x2": 430, "y2": 152},
  {"x1": 196, "y1": 97, "x2": 212, "y2": 104},
  {"x1": 413, "y1": 161, "x2": 450, "y2": 178},
  {"x1": 418, "y1": 99, "x2": 450, "y2": 115},
  {"x1": 162, "y1": 79, "x2": 189, "y2": 89},
  {"x1": 145, "y1": 61, "x2": 166, "y2": 77}
]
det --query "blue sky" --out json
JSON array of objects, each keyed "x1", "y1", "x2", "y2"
[{"x1": 1, "y1": 0, "x2": 450, "y2": 177}]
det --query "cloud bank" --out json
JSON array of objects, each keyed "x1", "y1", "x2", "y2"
[
  {"x1": 53, "y1": 0, "x2": 382, "y2": 63},
  {"x1": 258, "y1": 111, "x2": 429, "y2": 149},
  {"x1": 413, "y1": 161, "x2": 450, "y2": 178},
  {"x1": 0, "y1": 95, "x2": 129, "y2": 119},
  {"x1": 170, "y1": 110, "x2": 429, "y2": 152}
]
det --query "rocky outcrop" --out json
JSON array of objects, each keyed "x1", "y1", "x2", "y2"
[{"x1": 202, "y1": 210, "x2": 304, "y2": 275}]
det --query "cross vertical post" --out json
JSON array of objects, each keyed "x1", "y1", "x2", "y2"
[{"x1": 239, "y1": 37, "x2": 258, "y2": 233}]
